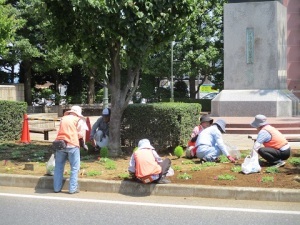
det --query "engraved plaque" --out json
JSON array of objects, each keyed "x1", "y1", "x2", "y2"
[{"x1": 246, "y1": 27, "x2": 254, "y2": 64}]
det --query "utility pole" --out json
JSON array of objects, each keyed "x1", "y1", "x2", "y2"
[{"x1": 170, "y1": 41, "x2": 174, "y2": 102}]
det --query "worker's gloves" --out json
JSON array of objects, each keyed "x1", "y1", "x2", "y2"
[{"x1": 227, "y1": 155, "x2": 236, "y2": 163}]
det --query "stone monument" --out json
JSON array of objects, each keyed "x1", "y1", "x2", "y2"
[{"x1": 211, "y1": 0, "x2": 299, "y2": 117}]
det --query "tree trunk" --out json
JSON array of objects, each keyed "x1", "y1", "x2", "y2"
[
  {"x1": 21, "y1": 60, "x2": 32, "y2": 105},
  {"x1": 108, "y1": 41, "x2": 141, "y2": 156},
  {"x1": 88, "y1": 69, "x2": 95, "y2": 104},
  {"x1": 189, "y1": 77, "x2": 196, "y2": 99}
]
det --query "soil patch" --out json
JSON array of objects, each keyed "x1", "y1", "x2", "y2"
[{"x1": 0, "y1": 141, "x2": 299, "y2": 189}]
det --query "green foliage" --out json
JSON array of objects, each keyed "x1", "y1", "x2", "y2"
[
  {"x1": 174, "y1": 146, "x2": 184, "y2": 158},
  {"x1": 104, "y1": 160, "x2": 116, "y2": 170},
  {"x1": 118, "y1": 173, "x2": 130, "y2": 179},
  {"x1": 0, "y1": 101, "x2": 27, "y2": 141},
  {"x1": 182, "y1": 160, "x2": 195, "y2": 165},
  {"x1": 219, "y1": 155, "x2": 229, "y2": 163},
  {"x1": 177, "y1": 173, "x2": 192, "y2": 180},
  {"x1": 100, "y1": 147, "x2": 109, "y2": 158},
  {"x1": 265, "y1": 167, "x2": 279, "y2": 174},
  {"x1": 121, "y1": 103, "x2": 202, "y2": 151},
  {"x1": 81, "y1": 155, "x2": 94, "y2": 160},
  {"x1": 173, "y1": 165, "x2": 182, "y2": 171},
  {"x1": 261, "y1": 176, "x2": 274, "y2": 183},
  {"x1": 231, "y1": 166, "x2": 242, "y2": 173},
  {"x1": 201, "y1": 162, "x2": 217, "y2": 167},
  {"x1": 80, "y1": 162, "x2": 89, "y2": 169},
  {"x1": 191, "y1": 166, "x2": 203, "y2": 171},
  {"x1": 216, "y1": 174, "x2": 236, "y2": 181},
  {"x1": 87, "y1": 170, "x2": 102, "y2": 177},
  {"x1": 99, "y1": 158, "x2": 116, "y2": 170},
  {"x1": 288, "y1": 157, "x2": 300, "y2": 166}
]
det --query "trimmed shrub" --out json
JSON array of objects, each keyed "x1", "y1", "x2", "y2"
[
  {"x1": 121, "y1": 102, "x2": 201, "y2": 152},
  {"x1": 0, "y1": 101, "x2": 27, "y2": 141}
]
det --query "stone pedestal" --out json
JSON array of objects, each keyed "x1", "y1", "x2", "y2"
[{"x1": 211, "y1": 0, "x2": 299, "y2": 117}]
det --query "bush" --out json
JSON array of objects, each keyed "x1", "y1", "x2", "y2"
[
  {"x1": 121, "y1": 102, "x2": 201, "y2": 152},
  {"x1": 0, "y1": 101, "x2": 27, "y2": 141},
  {"x1": 100, "y1": 146, "x2": 109, "y2": 158},
  {"x1": 174, "y1": 146, "x2": 184, "y2": 158}
]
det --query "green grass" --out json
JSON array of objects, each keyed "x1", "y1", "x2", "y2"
[
  {"x1": 173, "y1": 165, "x2": 182, "y2": 171},
  {"x1": 182, "y1": 160, "x2": 195, "y2": 165},
  {"x1": 261, "y1": 176, "x2": 274, "y2": 183},
  {"x1": 265, "y1": 166, "x2": 279, "y2": 174},
  {"x1": 288, "y1": 157, "x2": 300, "y2": 166},
  {"x1": 216, "y1": 174, "x2": 236, "y2": 181},
  {"x1": 201, "y1": 162, "x2": 217, "y2": 167},
  {"x1": 87, "y1": 170, "x2": 102, "y2": 177},
  {"x1": 81, "y1": 155, "x2": 94, "y2": 160},
  {"x1": 104, "y1": 160, "x2": 116, "y2": 170},
  {"x1": 177, "y1": 173, "x2": 192, "y2": 180},
  {"x1": 118, "y1": 173, "x2": 130, "y2": 179},
  {"x1": 230, "y1": 166, "x2": 242, "y2": 173},
  {"x1": 190, "y1": 166, "x2": 202, "y2": 171},
  {"x1": 80, "y1": 162, "x2": 89, "y2": 169},
  {"x1": 219, "y1": 155, "x2": 229, "y2": 163}
]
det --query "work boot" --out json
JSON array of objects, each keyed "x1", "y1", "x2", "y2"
[{"x1": 157, "y1": 176, "x2": 171, "y2": 184}]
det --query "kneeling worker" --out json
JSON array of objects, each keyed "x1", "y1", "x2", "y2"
[{"x1": 128, "y1": 139, "x2": 172, "y2": 184}]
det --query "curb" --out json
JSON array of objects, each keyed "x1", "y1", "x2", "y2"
[{"x1": 1, "y1": 174, "x2": 300, "y2": 202}]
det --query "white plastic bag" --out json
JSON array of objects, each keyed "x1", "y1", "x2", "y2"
[
  {"x1": 46, "y1": 154, "x2": 55, "y2": 176},
  {"x1": 225, "y1": 143, "x2": 241, "y2": 160},
  {"x1": 241, "y1": 150, "x2": 261, "y2": 174},
  {"x1": 166, "y1": 167, "x2": 174, "y2": 177}
]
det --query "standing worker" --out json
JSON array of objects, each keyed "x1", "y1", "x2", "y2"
[
  {"x1": 53, "y1": 105, "x2": 88, "y2": 194},
  {"x1": 250, "y1": 114, "x2": 290, "y2": 167}
]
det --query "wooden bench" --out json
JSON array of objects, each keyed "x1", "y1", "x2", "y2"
[
  {"x1": 248, "y1": 135, "x2": 300, "y2": 143},
  {"x1": 29, "y1": 127, "x2": 56, "y2": 140},
  {"x1": 28, "y1": 117, "x2": 60, "y2": 140}
]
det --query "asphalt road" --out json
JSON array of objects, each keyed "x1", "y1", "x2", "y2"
[{"x1": 1, "y1": 187, "x2": 299, "y2": 225}]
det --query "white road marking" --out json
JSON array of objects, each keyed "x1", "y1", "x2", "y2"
[{"x1": 0, "y1": 193, "x2": 299, "y2": 215}]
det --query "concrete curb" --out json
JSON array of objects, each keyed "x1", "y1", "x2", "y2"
[{"x1": 1, "y1": 174, "x2": 300, "y2": 202}]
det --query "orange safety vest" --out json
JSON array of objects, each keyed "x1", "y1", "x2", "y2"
[
  {"x1": 262, "y1": 125, "x2": 288, "y2": 149},
  {"x1": 56, "y1": 115, "x2": 80, "y2": 147},
  {"x1": 134, "y1": 149, "x2": 162, "y2": 178}
]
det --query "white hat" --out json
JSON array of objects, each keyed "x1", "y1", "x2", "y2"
[
  {"x1": 64, "y1": 105, "x2": 84, "y2": 118},
  {"x1": 102, "y1": 108, "x2": 110, "y2": 116},
  {"x1": 138, "y1": 139, "x2": 154, "y2": 149},
  {"x1": 251, "y1": 114, "x2": 268, "y2": 128},
  {"x1": 214, "y1": 119, "x2": 226, "y2": 133}
]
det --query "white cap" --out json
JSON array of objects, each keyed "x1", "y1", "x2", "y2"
[
  {"x1": 138, "y1": 139, "x2": 154, "y2": 149},
  {"x1": 102, "y1": 108, "x2": 110, "y2": 116}
]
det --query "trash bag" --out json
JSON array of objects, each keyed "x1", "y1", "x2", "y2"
[
  {"x1": 241, "y1": 150, "x2": 261, "y2": 174},
  {"x1": 46, "y1": 154, "x2": 55, "y2": 176},
  {"x1": 225, "y1": 143, "x2": 241, "y2": 160}
]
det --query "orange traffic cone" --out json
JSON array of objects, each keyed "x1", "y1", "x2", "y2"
[
  {"x1": 21, "y1": 114, "x2": 30, "y2": 143},
  {"x1": 85, "y1": 117, "x2": 92, "y2": 143}
]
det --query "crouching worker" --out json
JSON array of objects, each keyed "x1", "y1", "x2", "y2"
[
  {"x1": 196, "y1": 119, "x2": 236, "y2": 163},
  {"x1": 186, "y1": 114, "x2": 213, "y2": 158},
  {"x1": 90, "y1": 108, "x2": 110, "y2": 151},
  {"x1": 128, "y1": 139, "x2": 172, "y2": 184}
]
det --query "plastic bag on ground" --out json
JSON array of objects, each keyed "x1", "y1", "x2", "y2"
[
  {"x1": 46, "y1": 154, "x2": 55, "y2": 176},
  {"x1": 241, "y1": 150, "x2": 261, "y2": 174}
]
